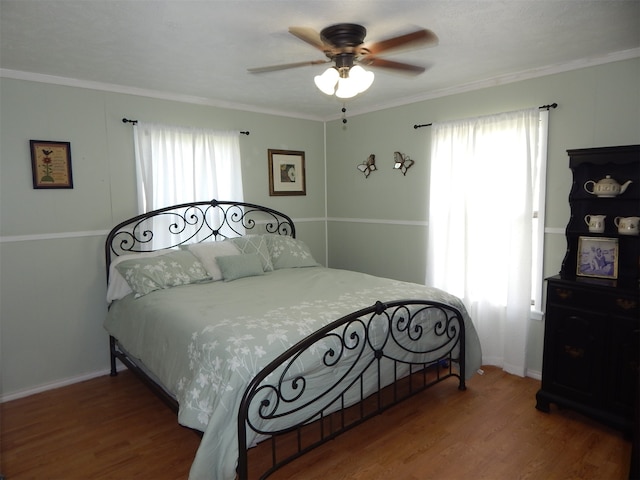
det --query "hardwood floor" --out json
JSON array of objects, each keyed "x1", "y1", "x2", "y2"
[{"x1": 1, "y1": 366, "x2": 632, "y2": 479}]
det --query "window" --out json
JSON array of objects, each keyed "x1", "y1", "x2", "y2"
[
  {"x1": 133, "y1": 122, "x2": 244, "y2": 213},
  {"x1": 530, "y1": 111, "x2": 549, "y2": 318},
  {"x1": 426, "y1": 108, "x2": 549, "y2": 376}
]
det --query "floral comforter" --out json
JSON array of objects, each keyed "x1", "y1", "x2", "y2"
[{"x1": 104, "y1": 267, "x2": 482, "y2": 479}]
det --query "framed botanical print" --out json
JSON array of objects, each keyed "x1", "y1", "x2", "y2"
[{"x1": 268, "y1": 149, "x2": 306, "y2": 196}]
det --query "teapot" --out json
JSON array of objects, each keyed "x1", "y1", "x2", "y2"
[{"x1": 584, "y1": 175, "x2": 632, "y2": 198}]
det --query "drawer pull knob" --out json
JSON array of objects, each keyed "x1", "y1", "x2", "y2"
[
  {"x1": 564, "y1": 345, "x2": 585, "y2": 359},
  {"x1": 616, "y1": 298, "x2": 637, "y2": 310},
  {"x1": 555, "y1": 288, "x2": 572, "y2": 300}
]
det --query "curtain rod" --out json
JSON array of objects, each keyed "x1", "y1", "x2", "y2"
[
  {"x1": 122, "y1": 118, "x2": 250, "y2": 135},
  {"x1": 413, "y1": 102, "x2": 558, "y2": 130}
]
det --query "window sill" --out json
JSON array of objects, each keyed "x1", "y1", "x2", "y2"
[{"x1": 530, "y1": 308, "x2": 544, "y2": 321}]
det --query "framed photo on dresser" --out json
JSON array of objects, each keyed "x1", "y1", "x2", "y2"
[{"x1": 576, "y1": 236, "x2": 618, "y2": 279}]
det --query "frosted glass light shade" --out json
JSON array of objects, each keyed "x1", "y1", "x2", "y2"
[
  {"x1": 314, "y1": 68, "x2": 339, "y2": 95},
  {"x1": 314, "y1": 65, "x2": 374, "y2": 98},
  {"x1": 335, "y1": 77, "x2": 359, "y2": 99},
  {"x1": 349, "y1": 65, "x2": 375, "y2": 93}
]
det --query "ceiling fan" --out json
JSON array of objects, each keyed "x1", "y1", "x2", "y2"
[{"x1": 248, "y1": 23, "x2": 438, "y2": 99}]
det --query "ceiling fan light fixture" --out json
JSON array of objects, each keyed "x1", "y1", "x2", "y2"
[
  {"x1": 335, "y1": 66, "x2": 374, "y2": 99},
  {"x1": 251, "y1": 23, "x2": 432, "y2": 101},
  {"x1": 316, "y1": 65, "x2": 374, "y2": 99},
  {"x1": 314, "y1": 67, "x2": 339, "y2": 95}
]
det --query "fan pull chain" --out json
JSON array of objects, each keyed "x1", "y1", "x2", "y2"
[{"x1": 342, "y1": 105, "x2": 347, "y2": 124}]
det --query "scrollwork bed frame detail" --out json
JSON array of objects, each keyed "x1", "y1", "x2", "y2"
[
  {"x1": 105, "y1": 199, "x2": 295, "y2": 275},
  {"x1": 238, "y1": 299, "x2": 466, "y2": 480},
  {"x1": 104, "y1": 199, "x2": 468, "y2": 480}
]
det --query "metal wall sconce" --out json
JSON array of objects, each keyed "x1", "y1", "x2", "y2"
[
  {"x1": 357, "y1": 154, "x2": 377, "y2": 178},
  {"x1": 393, "y1": 151, "x2": 414, "y2": 175}
]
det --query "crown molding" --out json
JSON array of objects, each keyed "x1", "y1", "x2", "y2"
[
  {"x1": 334, "y1": 48, "x2": 640, "y2": 120},
  {"x1": 0, "y1": 68, "x2": 322, "y2": 121},
  {"x1": 2, "y1": 47, "x2": 638, "y2": 123}
]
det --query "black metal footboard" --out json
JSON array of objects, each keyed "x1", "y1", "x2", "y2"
[{"x1": 237, "y1": 299, "x2": 466, "y2": 480}]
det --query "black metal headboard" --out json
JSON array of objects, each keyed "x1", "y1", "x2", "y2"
[{"x1": 105, "y1": 199, "x2": 295, "y2": 278}]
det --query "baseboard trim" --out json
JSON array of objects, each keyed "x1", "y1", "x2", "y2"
[
  {"x1": 0, "y1": 365, "x2": 126, "y2": 403},
  {"x1": 526, "y1": 369, "x2": 542, "y2": 381}
]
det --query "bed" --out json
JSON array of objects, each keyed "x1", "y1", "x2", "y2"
[{"x1": 104, "y1": 199, "x2": 482, "y2": 480}]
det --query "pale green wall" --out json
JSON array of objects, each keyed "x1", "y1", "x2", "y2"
[
  {"x1": 0, "y1": 78, "x2": 326, "y2": 397},
  {"x1": 325, "y1": 58, "x2": 640, "y2": 376},
  {"x1": 1, "y1": 58, "x2": 638, "y2": 397}
]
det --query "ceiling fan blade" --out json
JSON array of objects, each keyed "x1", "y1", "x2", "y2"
[
  {"x1": 364, "y1": 57, "x2": 426, "y2": 75},
  {"x1": 248, "y1": 59, "x2": 330, "y2": 74},
  {"x1": 288, "y1": 26, "x2": 329, "y2": 52},
  {"x1": 364, "y1": 29, "x2": 438, "y2": 56}
]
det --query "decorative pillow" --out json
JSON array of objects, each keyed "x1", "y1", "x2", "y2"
[
  {"x1": 265, "y1": 234, "x2": 319, "y2": 269},
  {"x1": 107, "y1": 250, "x2": 174, "y2": 303},
  {"x1": 216, "y1": 253, "x2": 265, "y2": 282},
  {"x1": 115, "y1": 250, "x2": 210, "y2": 297},
  {"x1": 185, "y1": 240, "x2": 240, "y2": 281},
  {"x1": 230, "y1": 235, "x2": 273, "y2": 271}
]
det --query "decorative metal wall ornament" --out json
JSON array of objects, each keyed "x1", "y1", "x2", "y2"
[
  {"x1": 357, "y1": 154, "x2": 377, "y2": 178},
  {"x1": 393, "y1": 151, "x2": 415, "y2": 175}
]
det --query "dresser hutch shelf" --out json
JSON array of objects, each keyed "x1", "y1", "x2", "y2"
[{"x1": 536, "y1": 145, "x2": 639, "y2": 439}]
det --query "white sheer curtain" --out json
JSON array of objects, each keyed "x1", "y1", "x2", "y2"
[
  {"x1": 133, "y1": 122, "x2": 244, "y2": 213},
  {"x1": 426, "y1": 108, "x2": 545, "y2": 377}
]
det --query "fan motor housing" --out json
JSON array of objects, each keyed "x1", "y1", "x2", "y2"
[{"x1": 320, "y1": 23, "x2": 367, "y2": 47}]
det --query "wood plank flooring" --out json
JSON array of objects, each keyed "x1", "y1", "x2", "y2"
[{"x1": 1, "y1": 366, "x2": 633, "y2": 479}]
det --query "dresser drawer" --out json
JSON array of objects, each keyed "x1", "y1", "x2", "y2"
[{"x1": 547, "y1": 282, "x2": 639, "y2": 317}]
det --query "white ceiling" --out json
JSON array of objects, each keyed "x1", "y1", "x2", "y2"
[{"x1": 1, "y1": 1, "x2": 639, "y2": 120}]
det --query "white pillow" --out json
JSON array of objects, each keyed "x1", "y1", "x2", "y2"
[
  {"x1": 107, "y1": 250, "x2": 173, "y2": 303},
  {"x1": 185, "y1": 240, "x2": 240, "y2": 281}
]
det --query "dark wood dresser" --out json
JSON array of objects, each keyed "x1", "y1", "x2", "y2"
[
  {"x1": 536, "y1": 145, "x2": 640, "y2": 447},
  {"x1": 536, "y1": 275, "x2": 638, "y2": 432}
]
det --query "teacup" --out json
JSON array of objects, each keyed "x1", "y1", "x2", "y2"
[
  {"x1": 584, "y1": 214, "x2": 606, "y2": 233},
  {"x1": 614, "y1": 216, "x2": 640, "y2": 235}
]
